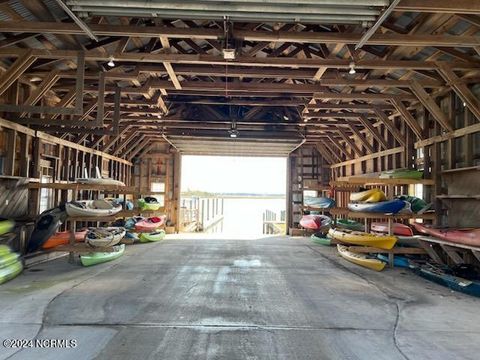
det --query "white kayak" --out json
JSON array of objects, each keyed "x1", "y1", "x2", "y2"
[
  {"x1": 86, "y1": 227, "x2": 126, "y2": 247},
  {"x1": 65, "y1": 200, "x2": 122, "y2": 217},
  {"x1": 76, "y1": 178, "x2": 125, "y2": 186}
]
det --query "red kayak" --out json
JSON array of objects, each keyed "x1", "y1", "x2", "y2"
[
  {"x1": 135, "y1": 216, "x2": 166, "y2": 232},
  {"x1": 371, "y1": 222, "x2": 413, "y2": 236},
  {"x1": 42, "y1": 230, "x2": 87, "y2": 249},
  {"x1": 413, "y1": 223, "x2": 480, "y2": 247},
  {"x1": 300, "y1": 215, "x2": 332, "y2": 231}
]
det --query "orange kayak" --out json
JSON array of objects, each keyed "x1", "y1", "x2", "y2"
[{"x1": 42, "y1": 230, "x2": 87, "y2": 249}]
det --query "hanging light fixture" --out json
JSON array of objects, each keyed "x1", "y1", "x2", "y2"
[
  {"x1": 348, "y1": 62, "x2": 356, "y2": 75},
  {"x1": 228, "y1": 121, "x2": 239, "y2": 138},
  {"x1": 107, "y1": 56, "x2": 115, "y2": 67}
]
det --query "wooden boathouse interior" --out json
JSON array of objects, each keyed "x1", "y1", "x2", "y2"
[{"x1": 0, "y1": 0, "x2": 479, "y2": 266}]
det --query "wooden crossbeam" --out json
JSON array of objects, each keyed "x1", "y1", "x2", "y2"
[
  {"x1": 357, "y1": 114, "x2": 390, "y2": 150},
  {"x1": 337, "y1": 128, "x2": 364, "y2": 157},
  {"x1": 373, "y1": 107, "x2": 407, "y2": 146},
  {"x1": 414, "y1": 122, "x2": 480, "y2": 148},
  {"x1": 0, "y1": 50, "x2": 36, "y2": 96},
  {"x1": 348, "y1": 124, "x2": 376, "y2": 154},
  {"x1": 410, "y1": 80, "x2": 453, "y2": 131},
  {"x1": 330, "y1": 146, "x2": 405, "y2": 168},
  {"x1": 390, "y1": 98, "x2": 424, "y2": 139},
  {"x1": 327, "y1": 135, "x2": 353, "y2": 160},
  {"x1": 20, "y1": 69, "x2": 60, "y2": 116},
  {"x1": 315, "y1": 143, "x2": 336, "y2": 164},
  {"x1": 396, "y1": 0, "x2": 480, "y2": 14}
]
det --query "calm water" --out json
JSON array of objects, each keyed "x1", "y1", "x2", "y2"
[{"x1": 217, "y1": 197, "x2": 286, "y2": 236}]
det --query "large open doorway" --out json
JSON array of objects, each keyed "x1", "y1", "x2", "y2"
[{"x1": 179, "y1": 155, "x2": 287, "y2": 238}]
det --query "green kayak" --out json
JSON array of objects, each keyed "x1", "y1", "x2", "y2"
[
  {"x1": 310, "y1": 234, "x2": 332, "y2": 246},
  {"x1": 379, "y1": 169, "x2": 423, "y2": 180},
  {"x1": 138, "y1": 199, "x2": 162, "y2": 211},
  {"x1": 336, "y1": 219, "x2": 364, "y2": 232},
  {"x1": 0, "y1": 252, "x2": 20, "y2": 268},
  {"x1": 0, "y1": 219, "x2": 14, "y2": 236},
  {"x1": 80, "y1": 244, "x2": 125, "y2": 267},
  {"x1": 139, "y1": 230, "x2": 166, "y2": 243},
  {"x1": 396, "y1": 195, "x2": 430, "y2": 213},
  {"x1": 0, "y1": 260, "x2": 23, "y2": 285}
]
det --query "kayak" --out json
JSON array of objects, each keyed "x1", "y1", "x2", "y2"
[
  {"x1": 350, "y1": 189, "x2": 386, "y2": 203},
  {"x1": 371, "y1": 222, "x2": 414, "y2": 236},
  {"x1": 124, "y1": 216, "x2": 145, "y2": 230},
  {"x1": 135, "y1": 216, "x2": 166, "y2": 232},
  {"x1": 300, "y1": 215, "x2": 332, "y2": 231},
  {"x1": 0, "y1": 261, "x2": 23, "y2": 285},
  {"x1": 348, "y1": 199, "x2": 406, "y2": 214},
  {"x1": 80, "y1": 244, "x2": 125, "y2": 267},
  {"x1": 380, "y1": 169, "x2": 423, "y2": 180},
  {"x1": 85, "y1": 227, "x2": 126, "y2": 247},
  {"x1": 139, "y1": 230, "x2": 166, "y2": 243},
  {"x1": 396, "y1": 195, "x2": 430, "y2": 213},
  {"x1": 0, "y1": 218, "x2": 14, "y2": 236},
  {"x1": 0, "y1": 252, "x2": 20, "y2": 268},
  {"x1": 65, "y1": 199, "x2": 122, "y2": 217},
  {"x1": 310, "y1": 234, "x2": 332, "y2": 246},
  {"x1": 337, "y1": 218, "x2": 364, "y2": 232},
  {"x1": 304, "y1": 197, "x2": 335, "y2": 209},
  {"x1": 328, "y1": 228, "x2": 397, "y2": 250},
  {"x1": 410, "y1": 262, "x2": 480, "y2": 298},
  {"x1": 76, "y1": 178, "x2": 125, "y2": 186},
  {"x1": 377, "y1": 254, "x2": 410, "y2": 268},
  {"x1": 337, "y1": 244, "x2": 385, "y2": 271},
  {"x1": 42, "y1": 230, "x2": 87, "y2": 249},
  {"x1": 412, "y1": 223, "x2": 480, "y2": 247},
  {"x1": 138, "y1": 197, "x2": 162, "y2": 211},
  {"x1": 27, "y1": 207, "x2": 67, "y2": 253}
]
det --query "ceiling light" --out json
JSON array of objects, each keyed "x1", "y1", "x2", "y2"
[
  {"x1": 107, "y1": 56, "x2": 115, "y2": 67},
  {"x1": 222, "y1": 48, "x2": 236, "y2": 60},
  {"x1": 283, "y1": 115, "x2": 289, "y2": 121},
  {"x1": 463, "y1": 102, "x2": 467, "y2": 107},
  {"x1": 349, "y1": 62, "x2": 356, "y2": 75},
  {"x1": 229, "y1": 131, "x2": 239, "y2": 138}
]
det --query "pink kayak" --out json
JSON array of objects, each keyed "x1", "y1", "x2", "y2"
[
  {"x1": 134, "y1": 216, "x2": 166, "y2": 232},
  {"x1": 300, "y1": 215, "x2": 332, "y2": 231},
  {"x1": 371, "y1": 222, "x2": 413, "y2": 236},
  {"x1": 413, "y1": 223, "x2": 480, "y2": 247}
]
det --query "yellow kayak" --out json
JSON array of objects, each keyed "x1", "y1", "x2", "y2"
[
  {"x1": 337, "y1": 245, "x2": 386, "y2": 271},
  {"x1": 328, "y1": 228, "x2": 397, "y2": 250},
  {"x1": 350, "y1": 189, "x2": 386, "y2": 203}
]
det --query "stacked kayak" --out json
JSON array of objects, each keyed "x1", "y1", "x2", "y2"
[
  {"x1": 304, "y1": 197, "x2": 335, "y2": 209},
  {"x1": 28, "y1": 207, "x2": 67, "y2": 253},
  {"x1": 371, "y1": 222, "x2": 413, "y2": 236},
  {"x1": 348, "y1": 199, "x2": 406, "y2": 214},
  {"x1": 0, "y1": 245, "x2": 23, "y2": 285},
  {"x1": 80, "y1": 244, "x2": 125, "y2": 267},
  {"x1": 300, "y1": 215, "x2": 332, "y2": 231},
  {"x1": 336, "y1": 218, "x2": 364, "y2": 232},
  {"x1": 0, "y1": 218, "x2": 14, "y2": 236},
  {"x1": 328, "y1": 228, "x2": 397, "y2": 250},
  {"x1": 380, "y1": 169, "x2": 423, "y2": 180},
  {"x1": 377, "y1": 254, "x2": 410, "y2": 268},
  {"x1": 310, "y1": 234, "x2": 332, "y2": 246},
  {"x1": 65, "y1": 199, "x2": 122, "y2": 217},
  {"x1": 85, "y1": 227, "x2": 126, "y2": 247},
  {"x1": 412, "y1": 223, "x2": 480, "y2": 247},
  {"x1": 42, "y1": 230, "x2": 87, "y2": 249},
  {"x1": 396, "y1": 195, "x2": 430, "y2": 213},
  {"x1": 138, "y1": 197, "x2": 162, "y2": 211},
  {"x1": 337, "y1": 244, "x2": 386, "y2": 271},
  {"x1": 139, "y1": 230, "x2": 166, "y2": 243},
  {"x1": 76, "y1": 177, "x2": 125, "y2": 186},
  {"x1": 135, "y1": 216, "x2": 165, "y2": 232},
  {"x1": 350, "y1": 189, "x2": 386, "y2": 203}
]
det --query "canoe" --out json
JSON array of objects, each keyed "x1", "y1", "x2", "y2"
[
  {"x1": 396, "y1": 195, "x2": 430, "y2": 213},
  {"x1": 300, "y1": 215, "x2": 332, "y2": 231},
  {"x1": 304, "y1": 197, "x2": 335, "y2": 209},
  {"x1": 42, "y1": 230, "x2": 87, "y2": 249},
  {"x1": 138, "y1": 197, "x2": 162, "y2": 211},
  {"x1": 411, "y1": 263, "x2": 480, "y2": 298},
  {"x1": 348, "y1": 199, "x2": 406, "y2": 214},
  {"x1": 0, "y1": 260, "x2": 23, "y2": 285},
  {"x1": 139, "y1": 230, "x2": 166, "y2": 243},
  {"x1": 337, "y1": 244, "x2": 385, "y2": 271},
  {"x1": 371, "y1": 222, "x2": 414, "y2": 236},
  {"x1": 135, "y1": 216, "x2": 166, "y2": 232},
  {"x1": 328, "y1": 228, "x2": 397, "y2": 250},
  {"x1": 80, "y1": 244, "x2": 125, "y2": 267},
  {"x1": 380, "y1": 169, "x2": 423, "y2": 180},
  {"x1": 350, "y1": 189, "x2": 386, "y2": 203},
  {"x1": 310, "y1": 234, "x2": 332, "y2": 246},
  {"x1": 377, "y1": 254, "x2": 410, "y2": 268},
  {"x1": 85, "y1": 227, "x2": 126, "y2": 247},
  {"x1": 0, "y1": 218, "x2": 14, "y2": 236},
  {"x1": 336, "y1": 218, "x2": 364, "y2": 232},
  {"x1": 65, "y1": 199, "x2": 122, "y2": 217},
  {"x1": 27, "y1": 207, "x2": 66, "y2": 253},
  {"x1": 76, "y1": 178, "x2": 125, "y2": 186},
  {"x1": 412, "y1": 222, "x2": 480, "y2": 247}
]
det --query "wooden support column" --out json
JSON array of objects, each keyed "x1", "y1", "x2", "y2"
[{"x1": 4, "y1": 129, "x2": 17, "y2": 176}]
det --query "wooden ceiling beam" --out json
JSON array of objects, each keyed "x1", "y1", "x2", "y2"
[
  {"x1": 348, "y1": 124, "x2": 376, "y2": 154},
  {"x1": 390, "y1": 98, "x2": 424, "y2": 139},
  {"x1": 337, "y1": 128, "x2": 364, "y2": 157},
  {"x1": 0, "y1": 50, "x2": 36, "y2": 96},
  {"x1": 357, "y1": 114, "x2": 390, "y2": 150},
  {"x1": 396, "y1": 0, "x2": 480, "y2": 14},
  {"x1": 373, "y1": 107, "x2": 406, "y2": 146}
]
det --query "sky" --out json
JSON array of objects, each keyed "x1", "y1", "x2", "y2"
[{"x1": 181, "y1": 155, "x2": 287, "y2": 194}]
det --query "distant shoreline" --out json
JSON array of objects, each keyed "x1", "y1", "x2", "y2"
[{"x1": 182, "y1": 194, "x2": 285, "y2": 200}]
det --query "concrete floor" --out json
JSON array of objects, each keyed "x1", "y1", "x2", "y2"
[{"x1": 1, "y1": 235, "x2": 480, "y2": 360}]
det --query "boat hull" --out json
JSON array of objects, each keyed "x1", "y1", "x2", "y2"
[
  {"x1": 310, "y1": 234, "x2": 331, "y2": 246},
  {"x1": 139, "y1": 230, "x2": 166, "y2": 243},
  {"x1": 80, "y1": 244, "x2": 125, "y2": 267},
  {"x1": 300, "y1": 215, "x2": 331, "y2": 231},
  {"x1": 377, "y1": 254, "x2": 410, "y2": 268},
  {"x1": 28, "y1": 207, "x2": 66, "y2": 253},
  {"x1": 42, "y1": 230, "x2": 87, "y2": 249},
  {"x1": 328, "y1": 228, "x2": 397, "y2": 250},
  {"x1": 337, "y1": 245, "x2": 385, "y2": 271},
  {"x1": 65, "y1": 200, "x2": 122, "y2": 217},
  {"x1": 86, "y1": 227, "x2": 126, "y2": 247},
  {"x1": 413, "y1": 223, "x2": 480, "y2": 247},
  {"x1": 350, "y1": 189, "x2": 386, "y2": 203},
  {"x1": 336, "y1": 219, "x2": 364, "y2": 232},
  {"x1": 76, "y1": 178, "x2": 125, "y2": 186},
  {"x1": 0, "y1": 219, "x2": 14, "y2": 236},
  {"x1": 348, "y1": 200, "x2": 406, "y2": 214},
  {"x1": 304, "y1": 197, "x2": 335, "y2": 209},
  {"x1": 380, "y1": 169, "x2": 423, "y2": 179},
  {"x1": 371, "y1": 222, "x2": 413, "y2": 236}
]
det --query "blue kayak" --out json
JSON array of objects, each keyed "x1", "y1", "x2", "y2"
[
  {"x1": 348, "y1": 200, "x2": 406, "y2": 214},
  {"x1": 377, "y1": 254, "x2": 410, "y2": 268},
  {"x1": 304, "y1": 197, "x2": 335, "y2": 209}
]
